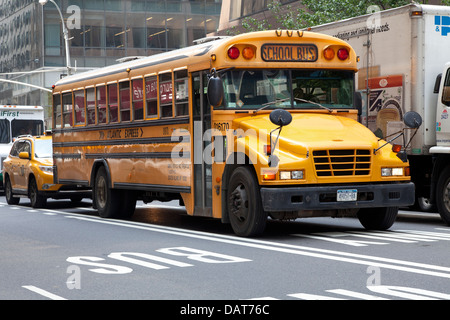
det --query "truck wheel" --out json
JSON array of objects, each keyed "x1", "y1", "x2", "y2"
[
  {"x1": 357, "y1": 207, "x2": 398, "y2": 230},
  {"x1": 94, "y1": 166, "x2": 121, "y2": 218},
  {"x1": 29, "y1": 177, "x2": 47, "y2": 208},
  {"x1": 5, "y1": 177, "x2": 19, "y2": 205},
  {"x1": 227, "y1": 166, "x2": 266, "y2": 237},
  {"x1": 436, "y1": 166, "x2": 450, "y2": 225}
]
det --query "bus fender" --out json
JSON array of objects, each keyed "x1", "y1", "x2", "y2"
[{"x1": 90, "y1": 159, "x2": 113, "y2": 189}]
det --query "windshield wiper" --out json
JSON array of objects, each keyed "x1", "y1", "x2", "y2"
[
  {"x1": 253, "y1": 98, "x2": 291, "y2": 114},
  {"x1": 294, "y1": 98, "x2": 332, "y2": 112}
]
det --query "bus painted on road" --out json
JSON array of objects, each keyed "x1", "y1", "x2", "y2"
[
  {"x1": 0, "y1": 105, "x2": 45, "y2": 187},
  {"x1": 50, "y1": 30, "x2": 415, "y2": 236}
]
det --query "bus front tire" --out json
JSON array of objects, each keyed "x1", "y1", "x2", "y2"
[
  {"x1": 227, "y1": 166, "x2": 266, "y2": 237},
  {"x1": 357, "y1": 207, "x2": 398, "y2": 230}
]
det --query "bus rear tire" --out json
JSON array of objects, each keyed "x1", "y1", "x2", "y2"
[
  {"x1": 94, "y1": 166, "x2": 121, "y2": 218},
  {"x1": 357, "y1": 207, "x2": 398, "y2": 230},
  {"x1": 227, "y1": 166, "x2": 266, "y2": 237}
]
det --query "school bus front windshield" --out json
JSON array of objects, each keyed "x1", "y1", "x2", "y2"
[{"x1": 218, "y1": 69, "x2": 354, "y2": 110}]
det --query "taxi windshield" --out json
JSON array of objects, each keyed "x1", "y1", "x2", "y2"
[
  {"x1": 34, "y1": 139, "x2": 52, "y2": 158},
  {"x1": 218, "y1": 69, "x2": 354, "y2": 110}
]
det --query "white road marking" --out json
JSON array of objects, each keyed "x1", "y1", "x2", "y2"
[
  {"x1": 22, "y1": 285, "x2": 67, "y2": 300},
  {"x1": 42, "y1": 213, "x2": 450, "y2": 280}
]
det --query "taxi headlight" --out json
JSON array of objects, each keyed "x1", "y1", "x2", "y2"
[{"x1": 39, "y1": 165, "x2": 53, "y2": 174}]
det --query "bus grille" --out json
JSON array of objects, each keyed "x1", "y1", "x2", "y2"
[{"x1": 313, "y1": 149, "x2": 371, "y2": 177}]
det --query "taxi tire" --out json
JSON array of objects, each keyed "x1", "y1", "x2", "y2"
[
  {"x1": 29, "y1": 177, "x2": 47, "y2": 208},
  {"x1": 5, "y1": 177, "x2": 19, "y2": 205}
]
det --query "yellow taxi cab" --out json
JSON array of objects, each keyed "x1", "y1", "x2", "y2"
[{"x1": 2, "y1": 133, "x2": 91, "y2": 208}]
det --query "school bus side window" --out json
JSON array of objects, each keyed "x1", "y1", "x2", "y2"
[
  {"x1": 86, "y1": 88, "x2": 96, "y2": 125},
  {"x1": 175, "y1": 69, "x2": 189, "y2": 116},
  {"x1": 119, "y1": 81, "x2": 131, "y2": 122},
  {"x1": 132, "y1": 78, "x2": 144, "y2": 120},
  {"x1": 159, "y1": 73, "x2": 173, "y2": 118},
  {"x1": 74, "y1": 89, "x2": 86, "y2": 125},
  {"x1": 145, "y1": 75, "x2": 157, "y2": 118},
  {"x1": 97, "y1": 86, "x2": 107, "y2": 124},
  {"x1": 108, "y1": 83, "x2": 118, "y2": 123},
  {"x1": 62, "y1": 92, "x2": 73, "y2": 127},
  {"x1": 53, "y1": 94, "x2": 62, "y2": 129}
]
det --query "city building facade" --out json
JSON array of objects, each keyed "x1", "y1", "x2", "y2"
[{"x1": 0, "y1": 0, "x2": 221, "y2": 127}]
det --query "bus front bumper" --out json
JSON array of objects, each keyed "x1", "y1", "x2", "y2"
[{"x1": 260, "y1": 182, "x2": 415, "y2": 212}]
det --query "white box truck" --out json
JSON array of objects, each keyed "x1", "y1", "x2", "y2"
[{"x1": 309, "y1": 4, "x2": 450, "y2": 222}]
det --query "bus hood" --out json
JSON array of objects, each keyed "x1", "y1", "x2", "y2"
[{"x1": 233, "y1": 112, "x2": 378, "y2": 157}]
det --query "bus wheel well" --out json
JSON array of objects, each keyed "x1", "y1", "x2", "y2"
[
  {"x1": 90, "y1": 160, "x2": 111, "y2": 189},
  {"x1": 221, "y1": 153, "x2": 256, "y2": 224}
]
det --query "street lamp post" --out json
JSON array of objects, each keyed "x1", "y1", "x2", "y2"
[{"x1": 39, "y1": 0, "x2": 72, "y2": 75}]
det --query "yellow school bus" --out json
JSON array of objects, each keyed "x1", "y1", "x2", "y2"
[{"x1": 51, "y1": 30, "x2": 416, "y2": 236}]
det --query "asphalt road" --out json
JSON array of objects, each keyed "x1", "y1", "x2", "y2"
[{"x1": 1, "y1": 194, "x2": 449, "y2": 310}]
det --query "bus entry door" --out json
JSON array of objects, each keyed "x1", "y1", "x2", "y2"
[{"x1": 192, "y1": 71, "x2": 212, "y2": 216}]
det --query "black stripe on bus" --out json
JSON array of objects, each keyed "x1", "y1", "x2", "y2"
[
  {"x1": 114, "y1": 182, "x2": 190, "y2": 193},
  {"x1": 83, "y1": 152, "x2": 190, "y2": 159}
]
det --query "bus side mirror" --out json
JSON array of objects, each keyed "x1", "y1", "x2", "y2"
[
  {"x1": 207, "y1": 70, "x2": 224, "y2": 107},
  {"x1": 403, "y1": 111, "x2": 422, "y2": 128},
  {"x1": 269, "y1": 109, "x2": 292, "y2": 126}
]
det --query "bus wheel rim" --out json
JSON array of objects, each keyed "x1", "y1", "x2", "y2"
[{"x1": 230, "y1": 184, "x2": 248, "y2": 222}]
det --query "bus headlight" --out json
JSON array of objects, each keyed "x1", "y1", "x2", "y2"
[
  {"x1": 381, "y1": 167, "x2": 404, "y2": 176},
  {"x1": 280, "y1": 170, "x2": 304, "y2": 180}
]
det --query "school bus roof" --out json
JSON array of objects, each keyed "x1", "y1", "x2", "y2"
[{"x1": 53, "y1": 30, "x2": 356, "y2": 90}]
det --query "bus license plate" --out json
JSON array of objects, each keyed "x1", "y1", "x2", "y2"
[{"x1": 337, "y1": 189, "x2": 357, "y2": 202}]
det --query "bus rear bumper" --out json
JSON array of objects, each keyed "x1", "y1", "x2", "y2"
[{"x1": 260, "y1": 182, "x2": 415, "y2": 212}]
